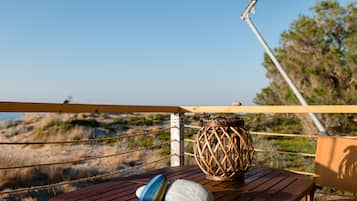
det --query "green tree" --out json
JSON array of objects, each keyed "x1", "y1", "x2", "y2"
[{"x1": 255, "y1": 0, "x2": 357, "y2": 135}]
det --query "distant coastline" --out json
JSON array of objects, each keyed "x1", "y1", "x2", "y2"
[{"x1": 0, "y1": 113, "x2": 24, "y2": 121}]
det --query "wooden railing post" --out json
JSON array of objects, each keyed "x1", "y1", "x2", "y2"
[{"x1": 170, "y1": 113, "x2": 184, "y2": 167}]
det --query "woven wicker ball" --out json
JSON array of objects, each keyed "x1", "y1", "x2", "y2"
[{"x1": 194, "y1": 117, "x2": 254, "y2": 181}]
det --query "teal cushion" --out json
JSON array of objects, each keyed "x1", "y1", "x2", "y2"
[
  {"x1": 136, "y1": 179, "x2": 214, "y2": 201},
  {"x1": 138, "y1": 174, "x2": 168, "y2": 201}
]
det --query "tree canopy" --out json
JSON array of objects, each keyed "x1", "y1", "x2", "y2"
[{"x1": 254, "y1": 0, "x2": 357, "y2": 135}]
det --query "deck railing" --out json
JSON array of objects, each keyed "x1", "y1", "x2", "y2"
[
  {"x1": 183, "y1": 124, "x2": 357, "y2": 176},
  {"x1": 0, "y1": 125, "x2": 171, "y2": 196},
  {"x1": 0, "y1": 101, "x2": 356, "y2": 197}
]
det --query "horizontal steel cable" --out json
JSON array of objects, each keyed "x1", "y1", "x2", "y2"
[
  {"x1": 184, "y1": 125, "x2": 357, "y2": 138},
  {"x1": 0, "y1": 127, "x2": 171, "y2": 145},
  {"x1": 0, "y1": 156, "x2": 169, "y2": 196},
  {"x1": 184, "y1": 139, "x2": 195, "y2": 143},
  {"x1": 183, "y1": 125, "x2": 201, "y2": 129},
  {"x1": 184, "y1": 124, "x2": 318, "y2": 136},
  {"x1": 251, "y1": 131, "x2": 357, "y2": 139},
  {"x1": 0, "y1": 142, "x2": 169, "y2": 170},
  {"x1": 250, "y1": 131, "x2": 318, "y2": 138},
  {"x1": 184, "y1": 151, "x2": 315, "y2": 176},
  {"x1": 185, "y1": 148, "x2": 315, "y2": 158},
  {"x1": 184, "y1": 152, "x2": 195, "y2": 157},
  {"x1": 254, "y1": 148, "x2": 316, "y2": 157}
]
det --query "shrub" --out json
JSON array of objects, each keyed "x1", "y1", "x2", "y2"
[
  {"x1": 44, "y1": 119, "x2": 99, "y2": 131},
  {"x1": 140, "y1": 137, "x2": 154, "y2": 147},
  {"x1": 44, "y1": 120, "x2": 73, "y2": 131},
  {"x1": 102, "y1": 137, "x2": 118, "y2": 146},
  {"x1": 160, "y1": 144, "x2": 170, "y2": 155},
  {"x1": 112, "y1": 118, "x2": 128, "y2": 125},
  {"x1": 143, "y1": 119, "x2": 153, "y2": 126},
  {"x1": 184, "y1": 129, "x2": 196, "y2": 139},
  {"x1": 127, "y1": 137, "x2": 137, "y2": 148},
  {"x1": 122, "y1": 125, "x2": 130, "y2": 130},
  {"x1": 157, "y1": 131, "x2": 170, "y2": 141},
  {"x1": 244, "y1": 114, "x2": 303, "y2": 134},
  {"x1": 273, "y1": 137, "x2": 316, "y2": 154},
  {"x1": 148, "y1": 114, "x2": 169, "y2": 122},
  {"x1": 128, "y1": 116, "x2": 153, "y2": 126},
  {"x1": 70, "y1": 119, "x2": 99, "y2": 127}
]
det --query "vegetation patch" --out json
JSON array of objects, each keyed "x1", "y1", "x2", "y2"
[
  {"x1": 44, "y1": 119, "x2": 99, "y2": 130},
  {"x1": 70, "y1": 119, "x2": 99, "y2": 127},
  {"x1": 104, "y1": 118, "x2": 129, "y2": 131},
  {"x1": 245, "y1": 114, "x2": 303, "y2": 134},
  {"x1": 160, "y1": 144, "x2": 170, "y2": 155},
  {"x1": 157, "y1": 131, "x2": 170, "y2": 141},
  {"x1": 254, "y1": 0, "x2": 357, "y2": 135},
  {"x1": 184, "y1": 129, "x2": 197, "y2": 139},
  {"x1": 128, "y1": 116, "x2": 153, "y2": 126},
  {"x1": 272, "y1": 137, "x2": 316, "y2": 154},
  {"x1": 148, "y1": 114, "x2": 169, "y2": 122},
  {"x1": 112, "y1": 118, "x2": 128, "y2": 125},
  {"x1": 44, "y1": 120, "x2": 73, "y2": 131},
  {"x1": 139, "y1": 137, "x2": 154, "y2": 147}
]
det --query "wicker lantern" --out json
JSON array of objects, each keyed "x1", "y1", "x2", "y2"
[{"x1": 194, "y1": 116, "x2": 254, "y2": 181}]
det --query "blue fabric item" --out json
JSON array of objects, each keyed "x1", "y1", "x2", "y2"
[
  {"x1": 139, "y1": 174, "x2": 168, "y2": 201},
  {"x1": 136, "y1": 179, "x2": 215, "y2": 201}
]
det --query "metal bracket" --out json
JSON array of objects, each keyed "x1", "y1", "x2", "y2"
[{"x1": 241, "y1": 0, "x2": 257, "y2": 20}]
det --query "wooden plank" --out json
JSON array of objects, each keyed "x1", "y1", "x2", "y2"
[
  {"x1": 0, "y1": 102, "x2": 180, "y2": 113},
  {"x1": 214, "y1": 192, "x2": 241, "y2": 201},
  {"x1": 1, "y1": 102, "x2": 356, "y2": 114},
  {"x1": 242, "y1": 168, "x2": 273, "y2": 185},
  {"x1": 240, "y1": 170, "x2": 282, "y2": 192},
  {"x1": 128, "y1": 166, "x2": 201, "y2": 185},
  {"x1": 49, "y1": 168, "x2": 171, "y2": 201},
  {"x1": 51, "y1": 166, "x2": 314, "y2": 201},
  {"x1": 50, "y1": 181, "x2": 121, "y2": 201},
  {"x1": 87, "y1": 182, "x2": 142, "y2": 201},
  {"x1": 62, "y1": 182, "x2": 133, "y2": 201},
  {"x1": 204, "y1": 167, "x2": 272, "y2": 192},
  {"x1": 251, "y1": 172, "x2": 288, "y2": 193},
  {"x1": 73, "y1": 182, "x2": 135, "y2": 201},
  {"x1": 272, "y1": 175, "x2": 314, "y2": 201},
  {"x1": 181, "y1": 105, "x2": 357, "y2": 113},
  {"x1": 166, "y1": 167, "x2": 202, "y2": 180},
  {"x1": 91, "y1": 167, "x2": 199, "y2": 201}
]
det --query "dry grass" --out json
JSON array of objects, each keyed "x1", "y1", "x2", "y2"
[{"x1": 0, "y1": 113, "x2": 170, "y2": 201}]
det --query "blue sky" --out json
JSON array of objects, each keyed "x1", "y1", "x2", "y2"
[{"x1": 0, "y1": 0, "x2": 351, "y2": 106}]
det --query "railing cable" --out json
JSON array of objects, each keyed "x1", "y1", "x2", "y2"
[
  {"x1": 250, "y1": 131, "x2": 318, "y2": 138},
  {"x1": 254, "y1": 148, "x2": 316, "y2": 157},
  {"x1": 0, "y1": 156, "x2": 169, "y2": 196},
  {"x1": 184, "y1": 125, "x2": 201, "y2": 129},
  {"x1": 0, "y1": 143, "x2": 169, "y2": 170},
  {"x1": 0, "y1": 127, "x2": 170, "y2": 145},
  {"x1": 184, "y1": 152, "x2": 195, "y2": 157},
  {"x1": 184, "y1": 125, "x2": 357, "y2": 139}
]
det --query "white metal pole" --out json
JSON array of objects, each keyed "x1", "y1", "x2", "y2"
[
  {"x1": 170, "y1": 113, "x2": 184, "y2": 167},
  {"x1": 241, "y1": 2, "x2": 328, "y2": 135}
]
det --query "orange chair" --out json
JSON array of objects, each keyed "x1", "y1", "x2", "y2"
[{"x1": 311, "y1": 136, "x2": 357, "y2": 201}]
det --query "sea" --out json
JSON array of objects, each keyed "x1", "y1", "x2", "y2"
[{"x1": 0, "y1": 113, "x2": 24, "y2": 121}]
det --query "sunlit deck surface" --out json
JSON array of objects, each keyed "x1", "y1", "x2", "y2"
[{"x1": 50, "y1": 166, "x2": 314, "y2": 201}]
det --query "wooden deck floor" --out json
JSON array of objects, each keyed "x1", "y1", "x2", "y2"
[{"x1": 50, "y1": 166, "x2": 314, "y2": 201}]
